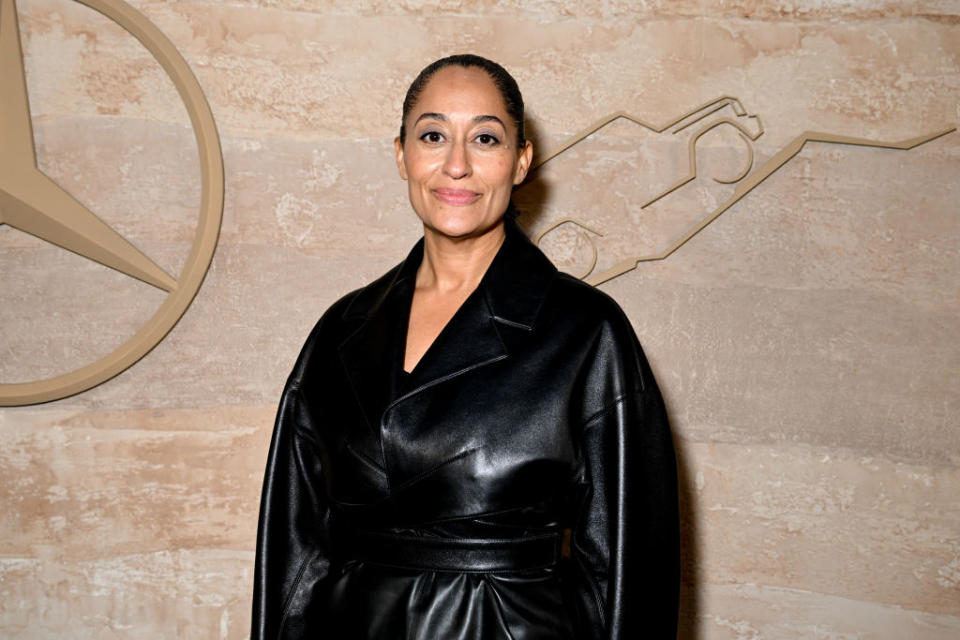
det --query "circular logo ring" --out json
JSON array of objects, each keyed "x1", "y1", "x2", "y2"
[{"x1": 0, "y1": 0, "x2": 224, "y2": 406}]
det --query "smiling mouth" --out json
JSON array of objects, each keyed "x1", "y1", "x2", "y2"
[{"x1": 433, "y1": 188, "x2": 481, "y2": 206}]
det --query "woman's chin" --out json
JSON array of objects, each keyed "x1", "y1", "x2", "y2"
[{"x1": 422, "y1": 215, "x2": 505, "y2": 242}]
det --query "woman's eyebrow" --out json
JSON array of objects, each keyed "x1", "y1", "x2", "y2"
[
  {"x1": 472, "y1": 115, "x2": 506, "y2": 128},
  {"x1": 413, "y1": 113, "x2": 505, "y2": 128},
  {"x1": 414, "y1": 112, "x2": 446, "y2": 125}
]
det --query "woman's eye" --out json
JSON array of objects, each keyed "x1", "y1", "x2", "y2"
[
  {"x1": 476, "y1": 133, "x2": 499, "y2": 146},
  {"x1": 420, "y1": 131, "x2": 444, "y2": 143}
]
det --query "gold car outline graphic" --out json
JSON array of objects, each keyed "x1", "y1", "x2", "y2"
[{"x1": 526, "y1": 96, "x2": 955, "y2": 286}]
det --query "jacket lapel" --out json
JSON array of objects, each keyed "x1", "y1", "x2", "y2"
[
  {"x1": 398, "y1": 216, "x2": 558, "y2": 399},
  {"x1": 337, "y1": 244, "x2": 419, "y2": 452},
  {"x1": 337, "y1": 215, "x2": 559, "y2": 475},
  {"x1": 398, "y1": 283, "x2": 506, "y2": 398},
  {"x1": 482, "y1": 216, "x2": 559, "y2": 331}
]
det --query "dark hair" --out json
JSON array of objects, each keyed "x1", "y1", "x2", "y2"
[{"x1": 398, "y1": 54, "x2": 525, "y2": 147}]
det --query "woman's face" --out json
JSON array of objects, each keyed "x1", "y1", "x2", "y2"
[{"x1": 395, "y1": 66, "x2": 532, "y2": 241}]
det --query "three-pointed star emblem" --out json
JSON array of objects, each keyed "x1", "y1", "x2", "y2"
[
  {"x1": 0, "y1": 0, "x2": 176, "y2": 291},
  {"x1": 1, "y1": 0, "x2": 223, "y2": 406}
]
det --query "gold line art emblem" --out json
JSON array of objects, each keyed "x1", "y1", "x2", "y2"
[
  {"x1": 526, "y1": 97, "x2": 955, "y2": 286},
  {"x1": 0, "y1": 0, "x2": 224, "y2": 406}
]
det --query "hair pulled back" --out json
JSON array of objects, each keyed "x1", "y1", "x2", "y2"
[{"x1": 399, "y1": 54, "x2": 525, "y2": 148}]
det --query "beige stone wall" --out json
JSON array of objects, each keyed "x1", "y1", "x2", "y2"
[{"x1": 2, "y1": 0, "x2": 958, "y2": 637}]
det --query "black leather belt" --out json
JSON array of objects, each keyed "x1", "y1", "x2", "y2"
[{"x1": 343, "y1": 530, "x2": 562, "y2": 572}]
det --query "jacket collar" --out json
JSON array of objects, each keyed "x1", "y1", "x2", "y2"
[
  {"x1": 480, "y1": 215, "x2": 559, "y2": 331},
  {"x1": 337, "y1": 215, "x2": 557, "y2": 435}
]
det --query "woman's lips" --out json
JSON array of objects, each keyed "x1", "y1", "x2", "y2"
[{"x1": 433, "y1": 188, "x2": 480, "y2": 206}]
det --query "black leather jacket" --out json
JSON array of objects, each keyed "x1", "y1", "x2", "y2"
[{"x1": 252, "y1": 218, "x2": 680, "y2": 639}]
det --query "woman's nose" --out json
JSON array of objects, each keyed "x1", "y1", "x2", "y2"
[{"x1": 442, "y1": 140, "x2": 471, "y2": 179}]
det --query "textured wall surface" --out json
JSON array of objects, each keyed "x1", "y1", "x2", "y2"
[{"x1": 1, "y1": 0, "x2": 958, "y2": 638}]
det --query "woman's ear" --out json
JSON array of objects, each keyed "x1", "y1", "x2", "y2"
[
  {"x1": 513, "y1": 140, "x2": 533, "y2": 185},
  {"x1": 394, "y1": 137, "x2": 408, "y2": 180}
]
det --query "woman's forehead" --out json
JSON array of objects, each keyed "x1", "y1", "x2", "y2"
[{"x1": 410, "y1": 66, "x2": 508, "y2": 121}]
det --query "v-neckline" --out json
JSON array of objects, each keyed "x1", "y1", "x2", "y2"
[{"x1": 400, "y1": 281, "x2": 481, "y2": 377}]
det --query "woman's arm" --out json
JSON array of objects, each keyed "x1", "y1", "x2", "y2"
[
  {"x1": 251, "y1": 384, "x2": 334, "y2": 640},
  {"x1": 569, "y1": 328, "x2": 680, "y2": 638}
]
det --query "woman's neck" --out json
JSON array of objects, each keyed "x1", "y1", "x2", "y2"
[{"x1": 417, "y1": 220, "x2": 506, "y2": 294}]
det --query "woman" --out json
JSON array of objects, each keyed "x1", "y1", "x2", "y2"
[{"x1": 252, "y1": 54, "x2": 679, "y2": 639}]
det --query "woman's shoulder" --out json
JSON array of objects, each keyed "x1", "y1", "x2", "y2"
[
  {"x1": 287, "y1": 262, "x2": 405, "y2": 385},
  {"x1": 546, "y1": 271, "x2": 635, "y2": 334},
  {"x1": 543, "y1": 272, "x2": 660, "y2": 397}
]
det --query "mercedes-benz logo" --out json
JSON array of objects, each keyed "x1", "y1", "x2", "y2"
[{"x1": 0, "y1": 0, "x2": 224, "y2": 406}]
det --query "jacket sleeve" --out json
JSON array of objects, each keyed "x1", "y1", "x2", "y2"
[
  {"x1": 251, "y1": 382, "x2": 335, "y2": 640},
  {"x1": 569, "y1": 329, "x2": 680, "y2": 639}
]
